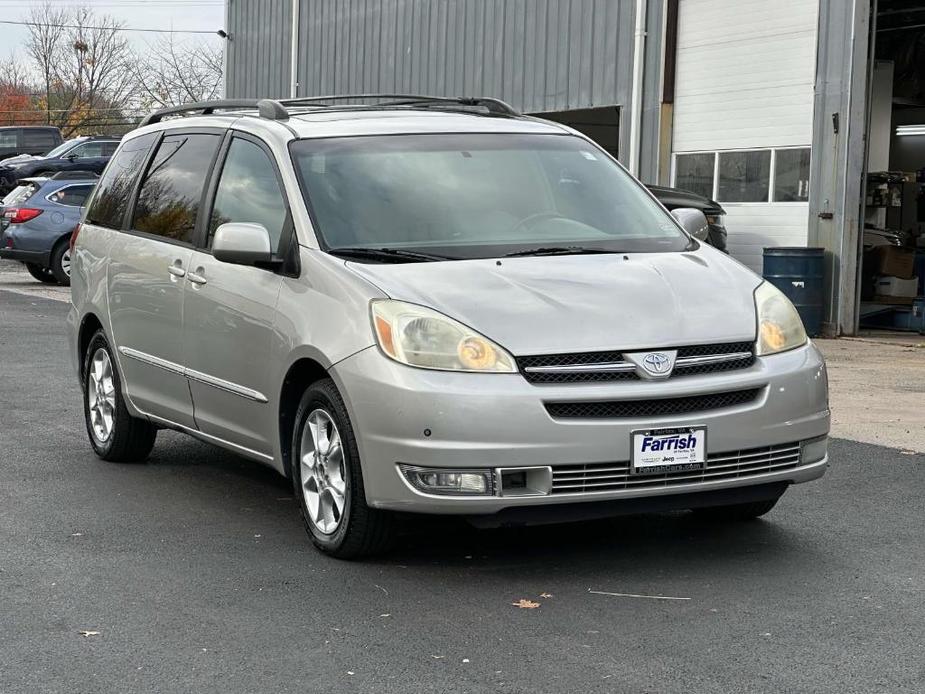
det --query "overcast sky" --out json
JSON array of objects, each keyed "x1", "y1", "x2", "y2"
[{"x1": 3, "y1": 0, "x2": 226, "y2": 59}]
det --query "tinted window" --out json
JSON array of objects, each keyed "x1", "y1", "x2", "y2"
[
  {"x1": 23, "y1": 129, "x2": 58, "y2": 150},
  {"x1": 209, "y1": 138, "x2": 288, "y2": 251},
  {"x1": 101, "y1": 142, "x2": 119, "y2": 156},
  {"x1": 85, "y1": 133, "x2": 158, "y2": 229},
  {"x1": 49, "y1": 184, "x2": 94, "y2": 207},
  {"x1": 674, "y1": 153, "x2": 715, "y2": 199},
  {"x1": 774, "y1": 148, "x2": 811, "y2": 202},
  {"x1": 69, "y1": 142, "x2": 107, "y2": 159},
  {"x1": 0, "y1": 130, "x2": 17, "y2": 149},
  {"x1": 133, "y1": 134, "x2": 220, "y2": 243},
  {"x1": 718, "y1": 150, "x2": 771, "y2": 202}
]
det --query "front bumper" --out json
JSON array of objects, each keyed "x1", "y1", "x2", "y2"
[{"x1": 332, "y1": 342, "x2": 830, "y2": 515}]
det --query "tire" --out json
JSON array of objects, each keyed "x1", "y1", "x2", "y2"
[
  {"x1": 25, "y1": 262, "x2": 57, "y2": 284},
  {"x1": 691, "y1": 496, "x2": 780, "y2": 521},
  {"x1": 49, "y1": 240, "x2": 71, "y2": 286},
  {"x1": 291, "y1": 378, "x2": 394, "y2": 558},
  {"x1": 82, "y1": 330, "x2": 157, "y2": 463}
]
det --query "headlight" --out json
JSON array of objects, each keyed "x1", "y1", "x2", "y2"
[
  {"x1": 371, "y1": 300, "x2": 517, "y2": 372},
  {"x1": 754, "y1": 281, "x2": 807, "y2": 356}
]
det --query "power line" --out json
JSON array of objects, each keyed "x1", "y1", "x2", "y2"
[{"x1": 0, "y1": 18, "x2": 222, "y2": 35}]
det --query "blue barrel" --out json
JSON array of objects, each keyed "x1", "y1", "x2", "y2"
[{"x1": 762, "y1": 247, "x2": 825, "y2": 337}]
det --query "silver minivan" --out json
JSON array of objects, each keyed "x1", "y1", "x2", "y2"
[{"x1": 68, "y1": 96, "x2": 830, "y2": 558}]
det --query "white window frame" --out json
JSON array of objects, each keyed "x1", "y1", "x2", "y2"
[{"x1": 672, "y1": 146, "x2": 812, "y2": 204}]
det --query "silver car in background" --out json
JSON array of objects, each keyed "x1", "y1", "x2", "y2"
[{"x1": 68, "y1": 95, "x2": 830, "y2": 558}]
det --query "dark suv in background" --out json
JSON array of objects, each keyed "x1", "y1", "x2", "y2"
[
  {"x1": 0, "y1": 126, "x2": 63, "y2": 161},
  {"x1": 646, "y1": 184, "x2": 728, "y2": 252},
  {"x1": 0, "y1": 135, "x2": 120, "y2": 195}
]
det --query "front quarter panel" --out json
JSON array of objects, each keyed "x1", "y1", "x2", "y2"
[{"x1": 69, "y1": 223, "x2": 114, "y2": 383}]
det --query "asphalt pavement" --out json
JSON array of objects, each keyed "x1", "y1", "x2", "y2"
[{"x1": 1, "y1": 288, "x2": 923, "y2": 694}]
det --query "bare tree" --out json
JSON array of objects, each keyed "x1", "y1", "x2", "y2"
[
  {"x1": 24, "y1": 3, "x2": 139, "y2": 135},
  {"x1": 135, "y1": 34, "x2": 224, "y2": 109}
]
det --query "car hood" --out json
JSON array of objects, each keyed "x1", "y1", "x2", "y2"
[
  {"x1": 0, "y1": 154, "x2": 40, "y2": 168},
  {"x1": 345, "y1": 248, "x2": 762, "y2": 355}
]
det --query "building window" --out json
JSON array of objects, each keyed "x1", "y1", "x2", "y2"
[
  {"x1": 717, "y1": 150, "x2": 771, "y2": 202},
  {"x1": 674, "y1": 152, "x2": 715, "y2": 199},
  {"x1": 773, "y1": 148, "x2": 811, "y2": 201}
]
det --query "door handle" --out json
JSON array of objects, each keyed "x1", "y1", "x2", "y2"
[
  {"x1": 167, "y1": 262, "x2": 186, "y2": 278},
  {"x1": 187, "y1": 269, "x2": 207, "y2": 286}
]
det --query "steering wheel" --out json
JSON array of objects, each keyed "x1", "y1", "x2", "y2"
[{"x1": 509, "y1": 211, "x2": 571, "y2": 234}]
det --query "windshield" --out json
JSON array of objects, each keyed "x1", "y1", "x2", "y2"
[
  {"x1": 44, "y1": 138, "x2": 82, "y2": 159},
  {"x1": 290, "y1": 133, "x2": 689, "y2": 260}
]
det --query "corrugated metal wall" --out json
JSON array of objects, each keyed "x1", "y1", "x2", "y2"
[
  {"x1": 226, "y1": 0, "x2": 662, "y2": 179},
  {"x1": 226, "y1": 0, "x2": 293, "y2": 100}
]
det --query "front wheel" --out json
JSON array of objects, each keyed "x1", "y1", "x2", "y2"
[
  {"x1": 691, "y1": 496, "x2": 781, "y2": 521},
  {"x1": 25, "y1": 263, "x2": 57, "y2": 284},
  {"x1": 82, "y1": 330, "x2": 157, "y2": 462},
  {"x1": 292, "y1": 378, "x2": 394, "y2": 558}
]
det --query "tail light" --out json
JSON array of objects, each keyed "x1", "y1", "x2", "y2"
[
  {"x1": 69, "y1": 222, "x2": 82, "y2": 252},
  {"x1": 4, "y1": 208, "x2": 43, "y2": 224}
]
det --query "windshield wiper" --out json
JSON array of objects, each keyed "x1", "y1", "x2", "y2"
[
  {"x1": 502, "y1": 246, "x2": 616, "y2": 258},
  {"x1": 328, "y1": 246, "x2": 453, "y2": 263}
]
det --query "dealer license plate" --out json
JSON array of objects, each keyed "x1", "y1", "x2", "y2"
[{"x1": 631, "y1": 426, "x2": 707, "y2": 475}]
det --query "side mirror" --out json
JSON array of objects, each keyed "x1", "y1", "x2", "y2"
[
  {"x1": 65, "y1": 154, "x2": 78, "y2": 162},
  {"x1": 671, "y1": 207, "x2": 710, "y2": 241},
  {"x1": 212, "y1": 222, "x2": 273, "y2": 266}
]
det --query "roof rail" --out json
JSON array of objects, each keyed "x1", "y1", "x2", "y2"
[
  {"x1": 138, "y1": 99, "x2": 289, "y2": 127},
  {"x1": 279, "y1": 94, "x2": 521, "y2": 117},
  {"x1": 51, "y1": 170, "x2": 100, "y2": 180}
]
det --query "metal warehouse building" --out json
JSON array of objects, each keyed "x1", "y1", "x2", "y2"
[{"x1": 225, "y1": 0, "x2": 925, "y2": 336}]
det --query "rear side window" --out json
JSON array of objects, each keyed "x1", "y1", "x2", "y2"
[
  {"x1": 209, "y1": 138, "x2": 289, "y2": 251},
  {"x1": 23, "y1": 129, "x2": 58, "y2": 151},
  {"x1": 101, "y1": 142, "x2": 119, "y2": 156},
  {"x1": 133, "y1": 134, "x2": 221, "y2": 244},
  {"x1": 49, "y1": 184, "x2": 94, "y2": 207},
  {"x1": 0, "y1": 130, "x2": 17, "y2": 149},
  {"x1": 85, "y1": 133, "x2": 158, "y2": 229},
  {"x1": 69, "y1": 142, "x2": 109, "y2": 159}
]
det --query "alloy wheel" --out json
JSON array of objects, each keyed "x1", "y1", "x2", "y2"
[
  {"x1": 299, "y1": 408, "x2": 347, "y2": 535},
  {"x1": 61, "y1": 248, "x2": 71, "y2": 277},
  {"x1": 87, "y1": 348, "x2": 116, "y2": 443}
]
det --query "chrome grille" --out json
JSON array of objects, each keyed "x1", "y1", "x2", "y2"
[
  {"x1": 518, "y1": 342, "x2": 755, "y2": 384},
  {"x1": 551, "y1": 442, "x2": 802, "y2": 494},
  {"x1": 544, "y1": 388, "x2": 761, "y2": 419}
]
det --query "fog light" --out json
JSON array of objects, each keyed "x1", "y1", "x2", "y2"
[
  {"x1": 801, "y1": 436, "x2": 828, "y2": 464},
  {"x1": 400, "y1": 465, "x2": 492, "y2": 495}
]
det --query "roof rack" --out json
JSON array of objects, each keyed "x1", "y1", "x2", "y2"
[
  {"x1": 138, "y1": 99, "x2": 289, "y2": 127},
  {"x1": 279, "y1": 94, "x2": 521, "y2": 117},
  {"x1": 51, "y1": 170, "x2": 100, "y2": 180},
  {"x1": 137, "y1": 94, "x2": 520, "y2": 128}
]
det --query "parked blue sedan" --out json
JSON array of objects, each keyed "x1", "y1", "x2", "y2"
[{"x1": 0, "y1": 173, "x2": 97, "y2": 286}]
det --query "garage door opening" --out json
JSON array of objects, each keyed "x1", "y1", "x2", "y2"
[
  {"x1": 857, "y1": 0, "x2": 925, "y2": 334},
  {"x1": 530, "y1": 106, "x2": 620, "y2": 160}
]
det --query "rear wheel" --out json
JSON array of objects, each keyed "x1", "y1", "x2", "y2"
[
  {"x1": 291, "y1": 378, "x2": 394, "y2": 558},
  {"x1": 82, "y1": 330, "x2": 157, "y2": 462},
  {"x1": 49, "y1": 240, "x2": 71, "y2": 286},
  {"x1": 691, "y1": 497, "x2": 780, "y2": 521},
  {"x1": 25, "y1": 263, "x2": 57, "y2": 284}
]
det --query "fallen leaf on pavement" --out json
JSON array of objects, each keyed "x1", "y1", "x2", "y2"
[
  {"x1": 512, "y1": 599, "x2": 540, "y2": 609},
  {"x1": 540, "y1": 592, "x2": 553, "y2": 599},
  {"x1": 78, "y1": 630, "x2": 100, "y2": 637}
]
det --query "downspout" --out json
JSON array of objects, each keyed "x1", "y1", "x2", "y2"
[
  {"x1": 290, "y1": 0, "x2": 300, "y2": 99},
  {"x1": 628, "y1": 0, "x2": 647, "y2": 177}
]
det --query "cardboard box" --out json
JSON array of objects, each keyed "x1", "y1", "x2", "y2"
[
  {"x1": 871, "y1": 245, "x2": 916, "y2": 279},
  {"x1": 874, "y1": 275, "x2": 918, "y2": 304}
]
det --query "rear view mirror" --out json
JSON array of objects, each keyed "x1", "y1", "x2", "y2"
[
  {"x1": 212, "y1": 222, "x2": 272, "y2": 266},
  {"x1": 671, "y1": 208, "x2": 710, "y2": 241}
]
